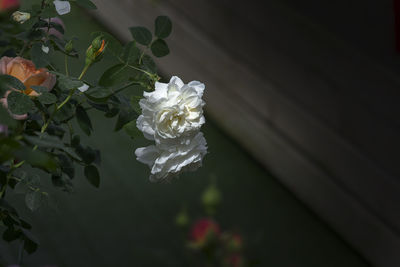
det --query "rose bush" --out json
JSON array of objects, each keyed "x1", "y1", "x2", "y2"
[{"x1": 0, "y1": 0, "x2": 208, "y2": 262}]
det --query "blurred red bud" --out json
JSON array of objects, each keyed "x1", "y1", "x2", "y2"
[{"x1": 190, "y1": 218, "x2": 220, "y2": 246}]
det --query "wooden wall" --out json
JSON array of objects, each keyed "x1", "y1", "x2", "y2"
[{"x1": 91, "y1": 1, "x2": 400, "y2": 266}]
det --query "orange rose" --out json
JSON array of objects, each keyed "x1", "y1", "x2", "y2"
[
  {"x1": 0, "y1": 56, "x2": 56, "y2": 96},
  {"x1": 0, "y1": 56, "x2": 56, "y2": 120}
]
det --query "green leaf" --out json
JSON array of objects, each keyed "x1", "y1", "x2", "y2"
[
  {"x1": 49, "y1": 22, "x2": 65, "y2": 35},
  {"x1": 71, "y1": 135, "x2": 80, "y2": 148},
  {"x1": 2, "y1": 227, "x2": 20, "y2": 242},
  {"x1": 53, "y1": 102, "x2": 75, "y2": 122},
  {"x1": 0, "y1": 138, "x2": 20, "y2": 163},
  {"x1": 151, "y1": 39, "x2": 170, "y2": 57},
  {"x1": 37, "y1": 92, "x2": 57, "y2": 105},
  {"x1": 155, "y1": 16, "x2": 172, "y2": 39},
  {"x1": 30, "y1": 43, "x2": 50, "y2": 68},
  {"x1": 88, "y1": 102, "x2": 109, "y2": 112},
  {"x1": 75, "y1": 145, "x2": 97, "y2": 165},
  {"x1": 115, "y1": 109, "x2": 138, "y2": 131},
  {"x1": 99, "y1": 64, "x2": 130, "y2": 87},
  {"x1": 41, "y1": 5, "x2": 58, "y2": 18},
  {"x1": 130, "y1": 95, "x2": 142, "y2": 114},
  {"x1": 129, "y1": 27, "x2": 152, "y2": 46},
  {"x1": 57, "y1": 74, "x2": 83, "y2": 91},
  {"x1": 0, "y1": 106, "x2": 16, "y2": 128},
  {"x1": 0, "y1": 75, "x2": 25, "y2": 95},
  {"x1": 22, "y1": 229, "x2": 39, "y2": 254},
  {"x1": 57, "y1": 154, "x2": 75, "y2": 179},
  {"x1": 30, "y1": 86, "x2": 49, "y2": 94},
  {"x1": 25, "y1": 191, "x2": 46, "y2": 211},
  {"x1": 14, "y1": 149, "x2": 58, "y2": 172},
  {"x1": 75, "y1": 0, "x2": 97, "y2": 9},
  {"x1": 142, "y1": 54, "x2": 157, "y2": 73},
  {"x1": 105, "y1": 107, "x2": 119, "y2": 118},
  {"x1": 24, "y1": 133, "x2": 65, "y2": 149},
  {"x1": 52, "y1": 175, "x2": 74, "y2": 192},
  {"x1": 7, "y1": 91, "x2": 34, "y2": 115},
  {"x1": 123, "y1": 120, "x2": 141, "y2": 139},
  {"x1": 120, "y1": 41, "x2": 140, "y2": 64},
  {"x1": 84, "y1": 165, "x2": 100, "y2": 188},
  {"x1": 84, "y1": 87, "x2": 112, "y2": 103},
  {"x1": 76, "y1": 105, "x2": 92, "y2": 136}
]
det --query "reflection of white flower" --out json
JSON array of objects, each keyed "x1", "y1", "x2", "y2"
[
  {"x1": 53, "y1": 0, "x2": 71, "y2": 15},
  {"x1": 137, "y1": 76, "x2": 205, "y2": 145},
  {"x1": 135, "y1": 132, "x2": 208, "y2": 182}
]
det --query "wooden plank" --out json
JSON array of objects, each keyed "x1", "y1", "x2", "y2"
[{"x1": 91, "y1": 1, "x2": 400, "y2": 266}]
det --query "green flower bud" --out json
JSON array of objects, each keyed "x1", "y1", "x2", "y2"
[
  {"x1": 175, "y1": 207, "x2": 189, "y2": 228},
  {"x1": 85, "y1": 36, "x2": 106, "y2": 66},
  {"x1": 65, "y1": 40, "x2": 73, "y2": 54},
  {"x1": 201, "y1": 179, "x2": 221, "y2": 215}
]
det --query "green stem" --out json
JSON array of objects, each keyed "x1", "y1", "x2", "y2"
[
  {"x1": 117, "y1": 56, "x2": 154, "y2": 79},
  {"x1": 40, "y1": 65, "x2": 89, "y2": 135},
  {"x1": 78, "y1": 64, "x2": 90, "y2": 80},
  {"x1": 113, "y1": 81, "x2": 140, "y2": 95},
  {"x1": 18, "y1": 42, "x2": 29, "y2": 56}
]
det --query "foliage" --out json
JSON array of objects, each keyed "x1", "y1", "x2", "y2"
[{"x1": 0, "y1": 0, "x2": 173, "y2": 261}]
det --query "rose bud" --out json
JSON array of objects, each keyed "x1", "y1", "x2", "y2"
[
  {"x1": 11, "y1": 11, "x2": 30, "y2": 24},
  {"x1": 85, "y1": 36, "x2": 106, "y2": 66},
  {"x1": 175, "y1": 207, "x2": 189, "y2": 228},
  {"x1": 189, "y1": 218, "x2": 220, "y2": 248},
  {"x1": 0, "y1": 0, "x2": 19, "y2": 12},
  {"x1": 201, "y1": 181, "x2": 221, "y2": 215},
  {"x1": 64, "y1": 39, "x2": 73, "y2": 53}
]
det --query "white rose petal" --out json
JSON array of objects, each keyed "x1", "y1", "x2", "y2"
[
  {"x1": 41, "y1": 45, "x2": 49, "y2": 54},
  {"x1": 53, "y1": 0, "x2": 71, "y2": 15},
  {"x1": 137, "y1": 76, "x2": 206, "y2": 145},
  {"x1": 135, "y1": 132, "x2": 208, "y2": 182},
  {"x1": 78, "y1": 83, "x2": 89, "y2": 93}
]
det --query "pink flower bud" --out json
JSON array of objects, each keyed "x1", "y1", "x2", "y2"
[
  {"x1": 190, "y1": 218, "x2": 220, "y2": 246},
  {"x1": 0, "y1": 124, "x2": 8, "y2": 136}
]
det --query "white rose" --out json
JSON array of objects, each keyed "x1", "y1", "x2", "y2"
[
  {"x1": 137, "y1": 76, "x2": 205, "y2": 145},
  {"x1": 135, "y1": 132, "x2": 208, "y2": 182}
]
